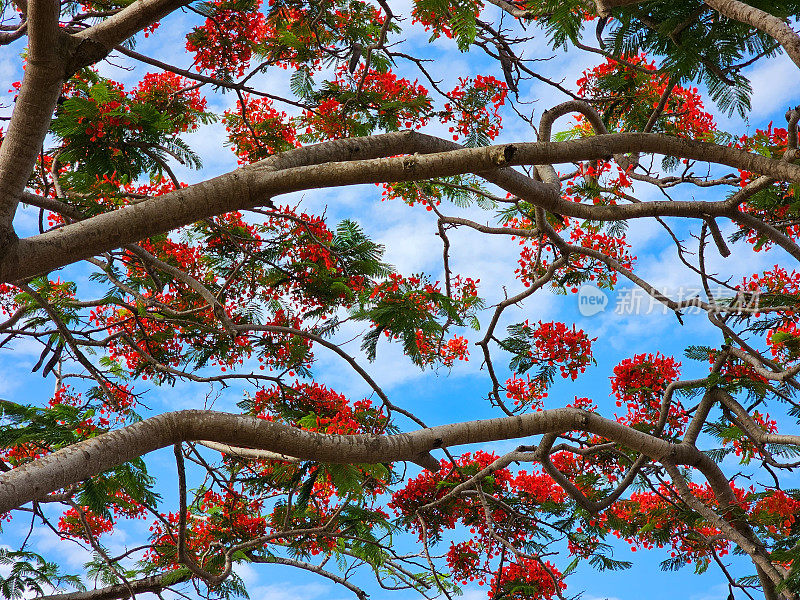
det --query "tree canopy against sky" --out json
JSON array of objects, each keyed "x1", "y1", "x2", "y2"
[{"x1": 1, "y1": 0, "x2": 800, "y2": 599}]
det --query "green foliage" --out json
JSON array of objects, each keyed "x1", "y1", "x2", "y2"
[
  {"x1": 332, "y1": 219, "x2": 393, "y2": 280},
  {"x1": 83, "y1": 554, "x2": 144, "y2": 587},
  {"x1": 335, "y1": 504, "x2": 395, "y2": 565},
  {"x1": 386, "y1": 176, "x2": 497, "y2": 210},
  {"x1": 254, "y1": 218, "x2": 391, "y2": 313},
  {"x1": 80, "y1": 459, "x2": 160, "y2": 518},
  {"x1": 413, "y1": 0, "x2": 478, "y2": 51},
  {"x1": 587, "y1": 554, "x2": 633, "y2": 572},
  {"x1": 289, "y1": 67, "x2": 315, "y2": 99},
  {"x1": 684, "y1": 345, "x2": 715, "y2": 361},
  {"x1": 323, "y1": 462, "x2": 390, "y2": 497},
  {"x1": 50, "y1": 71, "x2": 209, "y2": 189},
  {"x1": 499, "y1": 323, "x2": 563, "y2": 386},
  {"x1": 353, "y1": 273, "x2": 477, "y2": 367},
  {"x1": 598, "y1": 1, "x2": 796, "y2": 116},
  {"x1": 448, "y1": 3, "x2": 477, "y2": 52},
  {"x1": 0, "y1": 550, "x2": 84, "y2": 600},
  {"x1": 0, "y1": 399, "x2": 158, "y2": 514},
  {"x1": 531, "y1": 0, "x2": 590, "y2": 49},
  {"x1": 0, "y1": 400, "x2": 88, "y2": 452},
  {"x1": 294, "y1": 466, "x2": 320, "y2": 514}
]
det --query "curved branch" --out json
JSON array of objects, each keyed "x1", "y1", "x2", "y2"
[
  {"x1": 662, "y1": 463, "x2": 786, "y2": 599},
  {"x1": 0, "y1": 406, "x2": 708, "y2": 514},
  {"x1": 0, "y1": 21, "x2": 27, "y2": 45},
  {"x1": 247, "y1": 556, "x2": 369, "y2": 600},
  {"x1": 34, "y1": 573, "x2": 191, "y2": 600},
  {"x1": 5, "y1": 131, "x2": 800, "y2": 282},
  {"x1": 196, "y1": 441, "x2": 301, "y2": 463}
]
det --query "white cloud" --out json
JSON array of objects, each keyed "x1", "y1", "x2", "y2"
[
  {"x1": 308, "y1": 318, "x2": 428, "y2": 398},
  {"x1": 376, "y1": 216, "x2": 443, "y2": 275},
  {"x1": 31, "y1": 527, "x2": 93, "y2": 569},
  {"x1": 456, "y1": 588, "x2": 491, "y2": 600},
  {"x1": 688, "y1": 583, "x2": 730, "y2": 600},
  {"x1": 744, "y1": 53, "x2": 799, "y2": 121},
  {"x1": 247, "y1": 581, "x2": 339, "y2": 600}
]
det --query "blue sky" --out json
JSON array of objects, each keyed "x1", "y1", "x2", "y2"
[{"x1": 1, "y1": 3, "x2": 799, "y2": 600}]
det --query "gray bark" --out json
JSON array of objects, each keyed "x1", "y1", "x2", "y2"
[
  {"x1": 3, "y1": 131, "x2": 800, "y2": 282},
  {"x1": 0, "y1": 407, "x2": 702, "y2": 515}
]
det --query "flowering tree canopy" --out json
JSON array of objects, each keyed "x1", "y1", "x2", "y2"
[{"x1": 2, "y1": 0, "x2": 800, "y2": 599}]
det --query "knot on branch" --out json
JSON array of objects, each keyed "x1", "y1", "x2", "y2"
[
  {"x1": 63, "y1": 37, "x2": 110, "y2": 78},
  {"x1": 593, "y1": 0, "x2": 612, "y2": 18},
  {"x1": 0, "y1": 228, "x2": 19, "y2": 282},
  {"x1": 492, "y1": 144, "x2": 517, "y2": 166},
  {"x1": 402, "y1": 155, "x2": 418, "y2": 172}
]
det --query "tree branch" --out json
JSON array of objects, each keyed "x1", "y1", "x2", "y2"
[
  {"x1": 0, "y1": 0, "x2": 63, "y2": 250},
  {"x1": 4, "y1": 131, "x2": 800, "y2": 282},
  {"x1": 35, "y1": 573, "x2": 191, "y2": 600},
  {"x1": 0, "y1": 406, "x2": 712, "y2": 515}
]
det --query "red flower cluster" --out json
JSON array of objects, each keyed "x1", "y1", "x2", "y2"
[
  {"x1": 0, "y1": 282, "x2": 18, "y2": 316},
  {"x1": 148, "y1": 490, "x2": 268, "y2": 570},
  {"x1": 251, "y1": 381, "x2": 389, "y2": 435},
  {"x1": 260, "y1": 0, "x2": 388, "y2": 71},
  {"x1": 602, "y1": 481, "x2": 800, "y2": 564},
  {"x1": 50, "y1": 71, "x2": 211, "y2": 185},
  {"x1": 391, "y1": 451, "x2": 568, "y2": 592},
  {"x1": 58, "y1": 507, "x2": 114, "y2": 540},
  {"x1": 261, "y1": 207, "x2": 370, "y2": 310},
  {"x1": 133, "y1": 71, "x2": 208, "y2": 133},
  {"x1": 504, "y1": 374, "x2": 547, "y2": 408},
  {"x1": 511, "y1": 212, "x2": 634, "y2": 291},
  {"x1": 725, "y1": 410, "x2": 778, "y2": 461},
  {"x1": 299, "y1": 66, "x2": 431, "y2": 141},
  {"x1": 606, "y1": 482, "x2": 735, "y2": 559},
  {"x1": 741, "y1": 265, "x2": 800, "y2": 297},
  {"x1": 753, "y1": 489, "x2": 800, "y2": 535},
  {"x1": 739, "y1": 266, "x2": 800, "y2": 361},
  {"x1": 576, "y1": 54, "x2": 715, "y2": 139},
  {"x1": 730, "y1": 124, "x2": 800, "y2": 250},
  {"x1": 224, "y1": 95, "x2": 299, "y2": 163},
  {"x1": 488, "y1": 558, "x2": 566, "y2": 600},
  {"x1": 568, "y1": 225, "x2": 635, "y2": 289},
  {"x1": 186, "y1": 0, "x2": 267, "y2": 76},
  {"x1": 769, "y1": 321, "x2": 800, "y2": 361},
  {"x1": 526, "y1": 320, "x2": 595, "y2": 380},
  {"x1": 611, "y1": 353, "x2": 684, "y2": 434},
  {"x1": 442, "y1": 75, "x2": 507, "y2": 143}
]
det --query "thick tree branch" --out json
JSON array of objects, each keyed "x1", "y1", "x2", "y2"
[
  {"x1": 0, "y1": 406, "x2": 709, "y2": 515},
  {"x1": 0, "y1": 0, "x2": 63, "y2": 251},
  {"x1": 4, "y1": 131, "x2": 800, "y2": 282},
  {"x1": 34, "y1": 573, "x2": 191, "y2": 600}
]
